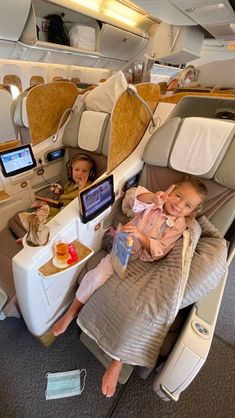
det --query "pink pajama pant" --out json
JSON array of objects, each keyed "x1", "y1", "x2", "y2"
[{"x1": 76, "y1": 254, "x2": 114, "y2": 304}]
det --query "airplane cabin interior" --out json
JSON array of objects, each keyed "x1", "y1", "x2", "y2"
[{"x1": 0, "y1": 1, "x2": 234, "y2": 417}]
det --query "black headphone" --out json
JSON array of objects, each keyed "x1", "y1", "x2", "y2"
[{"x1": 66, "y1": 153, "x2": 97, "y2": 183}]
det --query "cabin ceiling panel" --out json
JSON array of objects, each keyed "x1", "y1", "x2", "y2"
[
  {"x1": 171, "y1": 0, "x2": 235, "y2": 40},
  {"x1": 171, "y1": 0, "x2": 235, "y2": 25},
  {"x1": 132, "y1": 0, "x2": 235, "y2": 41},
  {"x1": 129, "y1": 1, "x2": 196, "y2": 25}
]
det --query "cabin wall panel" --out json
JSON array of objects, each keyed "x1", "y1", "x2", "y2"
[
  {"x1": 0, "y1": 59, "x2": 112, "y2": 91},
  {"x1": 0, "y1": 189, "x2": 32, "y2": 231}
]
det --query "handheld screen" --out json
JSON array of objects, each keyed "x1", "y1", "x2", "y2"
[
  {"x1": 0, "y1": 144, "x2": 36, "y2": 177},
  {"x1": 79, "y1": 175, "x2": 115, "y2": 223}
]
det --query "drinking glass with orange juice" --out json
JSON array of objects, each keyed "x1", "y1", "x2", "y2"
[{"x1": 54, "y1": 236, "x2": 69, "y2": 264}]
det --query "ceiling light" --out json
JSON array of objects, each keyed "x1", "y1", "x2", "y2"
[
  {"x1": 71, "y1": 0, "x2": 101, "y2": 13},
  {"x1": 102, "y1": 1, "x2": 141, "y2": 27}
]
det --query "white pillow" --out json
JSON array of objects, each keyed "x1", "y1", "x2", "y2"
[{"x1": 84, "y1": 71, "x2": 127, "y2": 114}]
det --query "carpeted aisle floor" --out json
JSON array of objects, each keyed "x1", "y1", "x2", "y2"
[
  {"x1": 1, "y1": 260, "x2": 234, "y2": 418},
  {"x1": 0, "y1": 318, "x2": 121, "y2": 418}
]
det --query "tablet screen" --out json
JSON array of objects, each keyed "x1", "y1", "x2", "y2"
[
  {"x1": 0, "y1": 145, "x2": 37, "y2": 177},
  {"x1": 79, "y1": 175, "x2": 115, "y2": 223}
]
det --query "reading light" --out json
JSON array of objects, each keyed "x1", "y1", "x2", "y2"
[
  {"x1": 71, "y1": 0, "x2": 101, "y2": 13},
  {"x1": 127, "y1": 84, "x2": 158, "y2": 129},
  {"x1": 102, "y1": 1, "x2": 141, "y2": 27}
]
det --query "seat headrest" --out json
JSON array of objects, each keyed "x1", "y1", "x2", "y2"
[
  {"x1": 12, "y1": 91, "x2": 29, "y2": 127},
  {"x1": 143, "y1": 117, "x2": 235, "y2": 189},
  {"x1": 62, "y1": 108, "x2": 110, "y2": 156},
  {"x1": 77, "y1": 110, "x2": 110, "y2": 153}
]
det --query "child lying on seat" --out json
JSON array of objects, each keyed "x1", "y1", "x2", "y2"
[{"x1": 52, "y1": 175, "x2": 208, "y2": 396}]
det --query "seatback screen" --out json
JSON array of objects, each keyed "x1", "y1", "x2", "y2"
[
  {"x1": 79, "y1": 175, "x2": 115, "y2": 223},
  {"x1": 0, "y1": 145, "x2": 36, "y2": 177}
]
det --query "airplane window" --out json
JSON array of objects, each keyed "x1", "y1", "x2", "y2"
[
  {"x1": 30, "y1": 76, "x2": 45, "y2": 87},
  {"x1": 3, "y1": 75, "x2": 22, "y2": 93},
  {"x1": 150, "y1": 63, "x2": 181, "y2": 84},
  {"x1": 8, "y1": 85, "x2": 20, "y2": 99}
]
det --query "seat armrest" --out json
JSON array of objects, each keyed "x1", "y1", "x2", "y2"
[
  {"x1": 153, "y1": 270, "x2": 228, "y2": 401},
  {"x1": 227, "y1": 236, "x2": 235, "y2": 266}
]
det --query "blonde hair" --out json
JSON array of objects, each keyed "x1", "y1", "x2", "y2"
[{"x1": 67, "y1": 153, "x2": 97, "y2": 183}]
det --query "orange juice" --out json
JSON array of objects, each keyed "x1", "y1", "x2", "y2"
[{"x1": 55, "y1": 242, "x2": 69, "y2": 263}]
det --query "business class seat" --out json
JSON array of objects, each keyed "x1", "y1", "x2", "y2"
[
  {"x1": 0, "y1": 72, "x2": 128, "y2": 319},
  {"x1": 78, "y1": 115, "x2": 235, "y2": 394}
]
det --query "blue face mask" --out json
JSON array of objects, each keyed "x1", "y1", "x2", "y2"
[{"x1": 45, "y1": 369, "x2": 87, "y2": 400}]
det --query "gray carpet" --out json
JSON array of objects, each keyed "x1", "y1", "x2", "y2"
[
  {"x1": 215, "y1": 260, "x2": 235, "y2": 346},
  {"x1": 1, "y1": 260, "x2": 234, "y2": 418},
  {"x1": 0, "y1": 318, "x2": 122, "y2": 418},
  {"x1": 111, "y1": 337, "x2": 235, "y2": 418}
]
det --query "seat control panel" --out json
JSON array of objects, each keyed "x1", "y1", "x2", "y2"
[
  {"x1": 46, "y1": 148, "x2": 65, "y2": 162},
  {"x1": 191, "y1": 320, "x2": 210, "y2": 339}
]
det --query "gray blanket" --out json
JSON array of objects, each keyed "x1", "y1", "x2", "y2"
[{"x1": 77, "y1": 216, "x2": 227, "y2": 369}]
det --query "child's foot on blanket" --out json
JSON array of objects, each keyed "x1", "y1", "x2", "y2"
[
  {"x1": 102, "y1": 360, "x2": 123, "y2": 397},
  {"x1": 52, "y1": 298, "x2": 83, "y2": 336}
]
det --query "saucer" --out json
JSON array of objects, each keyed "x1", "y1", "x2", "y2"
[{"x1": 52, "y1": 256, "x2": 69, "y2": 269}]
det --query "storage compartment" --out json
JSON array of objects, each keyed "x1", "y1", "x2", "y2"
[
  {"x1": 0, "y1": 0, "x2": 31, "y2": 41},
  {"x1": 20, "y1": 1, "x2": 100, "y2": 51},
  {"x1": 100, "y1": 24, "x2": 148, "y2": 60},
  {"x1": 155, "y1": 22, "x2": 204, "y2": 65},
  {"x1": 38, "y1": 239, "x2": 93, "y2": 305},
  {"x1": 14, "y1": 0, "x2": 148, "y2": 66}
]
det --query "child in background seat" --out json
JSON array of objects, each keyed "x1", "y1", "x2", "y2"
[
  {"x1": 45, "y1": 153, "x2": 97, "y2": 219},
  {"x1": 53, "y1": 176, "x2": 208, "y2": 396},
  {"x1": 14, "y1": 154, "x2": 97, "y2": 243}
]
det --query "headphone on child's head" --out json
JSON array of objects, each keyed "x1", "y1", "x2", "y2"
[{"x1": 66, "y1": 153, "x2": 97, "y2": 183}]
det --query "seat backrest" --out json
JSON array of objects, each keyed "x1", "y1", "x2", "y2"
[
  {"x1": 0, "y1": 87, "x2": 16, "y2": 143},
  {"x1": 61, "y1": 71, "x2": 128, "y2": 183},
  {"x1": 170, "y1": 95, "x2": 235, "y2": 120},
  {"x1": 61, "y1": 101, "x2": 111, "y2": 184},
  {"x1": 140, "y1": 116, "x2": 235, "y2": 235},
  {"x1": 10, "y1": 89, "x2": 31, "y2": 144}
]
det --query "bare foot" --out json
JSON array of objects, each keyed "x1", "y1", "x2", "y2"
[
  {"x1": 102, "y1": 360, "x2": 123, "y2": 397},
  {"x1": 52, "y1": 312, "x2": 74, "y2": 336},
  {"x1": 52, "y1": 298, "x2": 83, "y2": 336}
]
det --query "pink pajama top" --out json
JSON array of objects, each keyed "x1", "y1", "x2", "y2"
[{"x1": 127, "y1": 186, "x2": 187, "y2": 262}]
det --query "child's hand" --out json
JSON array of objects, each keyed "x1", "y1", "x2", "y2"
[
  {"x1": 121, "y1": 225, "x2": 141, "y2": 240},
  {"x1": 77, "y1": 177, "x2": 88, "y2": 191},
  {"x1": 122, "y1": 225, "x2": 150, "y2": 252},
  {"x1": 154, "y1": 184, "x2": 175, "y2": 204},
  {"x1": 31, "y1": 200, "x2": 47, "y2": 208}
]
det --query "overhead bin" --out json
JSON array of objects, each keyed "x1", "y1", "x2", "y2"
[
  {"x1": 0, "y1": 0, "x2": 149, "y2": 68},
  {"x1": 154, "y1": 23, "x2": 204, "y2": 65},
  {"x1": 99, "y1": 24, "x2": 148, "y2": 60},
  {"x1": 0, "y1": 0, "x2": 31, "y2": 41}
]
